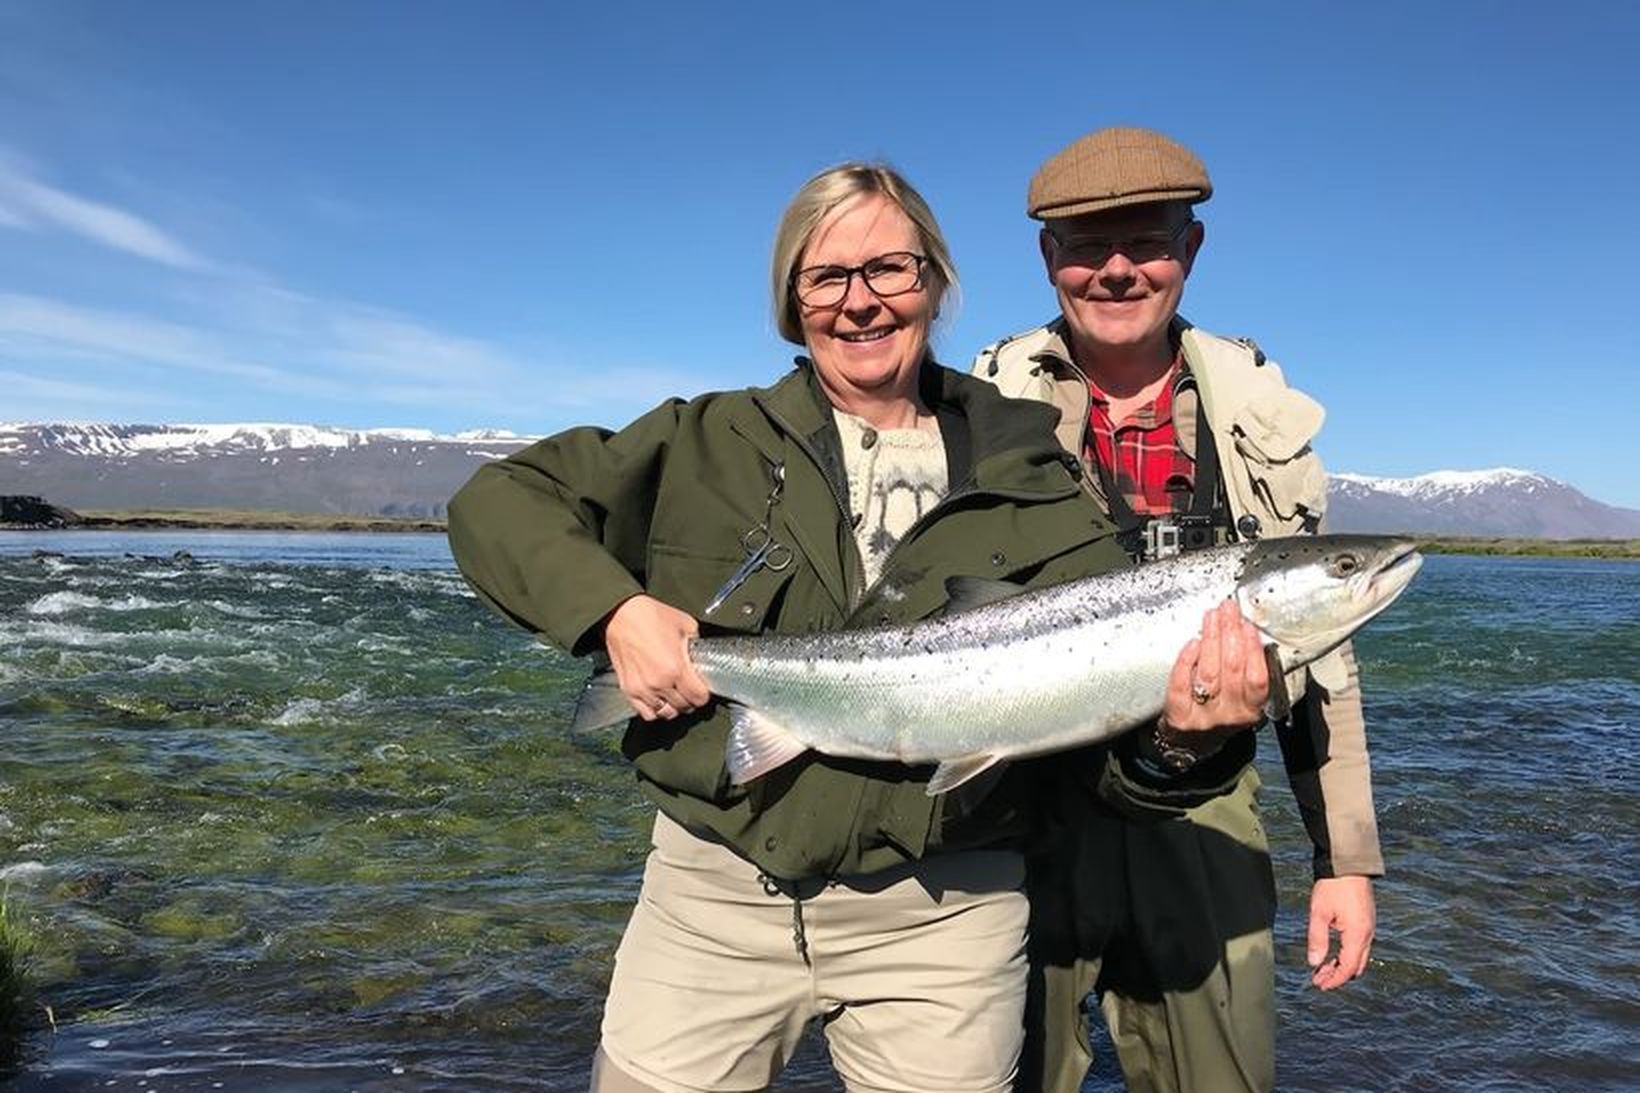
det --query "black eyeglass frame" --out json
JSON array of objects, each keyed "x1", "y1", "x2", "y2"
[
  {"x1": 789, "y1": 251, "x2": 930, "y2": 308},
  {"x1": 1046, "y1": 219, "x2": 1197, "y2": 268}
]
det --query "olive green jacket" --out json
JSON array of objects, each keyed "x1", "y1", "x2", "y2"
[{"x1": 448, "y1": 360, "x2": 1243, "y2": 881}]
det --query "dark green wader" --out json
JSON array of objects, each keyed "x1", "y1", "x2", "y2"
[{"x1": 1021, "y1": 767, "x2": 1277, "y2": 1093}]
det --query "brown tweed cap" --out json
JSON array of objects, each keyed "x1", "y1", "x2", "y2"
[{"x1": 1028, "y1": 127, "x2": 1212, "y2": 220}]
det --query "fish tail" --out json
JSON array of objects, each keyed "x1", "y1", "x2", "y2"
[{"x1": 570, "y1": 667, "x2": 632, "y2": 733}]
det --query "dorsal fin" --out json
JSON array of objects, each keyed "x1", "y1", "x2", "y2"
[
  {"x1": 943, "y1": 576, "x2": 1026, "y2": 614},
  {"x1": 925, "y1": 751, "x2": 1006, "y2": 795}
]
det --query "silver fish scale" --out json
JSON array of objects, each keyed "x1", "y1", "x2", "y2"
[{"x1": 692, "y1": 545, "x2": 1255, "y2": 764}]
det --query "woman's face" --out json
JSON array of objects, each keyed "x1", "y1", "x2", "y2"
[{"x1": 796, "y1": 193, "x2": 935, "y2": 406}]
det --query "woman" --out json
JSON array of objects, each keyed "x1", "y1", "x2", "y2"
[{"x1": 447, "y1": 163, "x2": 1267, "y2": 1093}]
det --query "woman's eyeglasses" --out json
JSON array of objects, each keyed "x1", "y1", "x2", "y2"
[{"x1": 791, "y1": 251, "x2": 927, "y2": 308}]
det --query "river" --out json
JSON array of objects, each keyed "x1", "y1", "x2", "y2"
[{"x1": 0, "y1": 531, "x2": 1634, "y2": 1091}]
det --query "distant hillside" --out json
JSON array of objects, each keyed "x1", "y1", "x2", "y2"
[
  {"x1": 0, "y1": 423, "x2": 529, "y2": 518},
  {"x1": 5, "y1": 422, "x2": 1639, "y2": 539},
  {"x1": 1325, "y1": 469, "x2": 1640, "y2": 539}
]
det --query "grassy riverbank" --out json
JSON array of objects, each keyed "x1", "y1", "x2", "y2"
[
  {"x1": 68, "y1": 509, "x2": 443, "y2": 533},
  {"x1": 1415, "y1": 537, "x2": 1640, "y2": 558},
  {"x1": 6, "y1": 509, "x2": 1638, "y2": 557}
]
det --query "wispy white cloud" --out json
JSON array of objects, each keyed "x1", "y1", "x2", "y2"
[
  {"x1": 0, "y1": 368, "x2": 173, "y2": 408},
  {"x1": 0, "y1": 292, "x2": 297, "y2": 386},
  {"x1": 0, "y1": 151, "x2": 715, "y2": 428},
  {"x1": 0, "y1": 155, "x2": 212, "y2": 271}
]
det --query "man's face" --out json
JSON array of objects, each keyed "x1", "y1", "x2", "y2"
[{"x1": 1039, "y1": 202, "x2": 1203, "y2": 365}]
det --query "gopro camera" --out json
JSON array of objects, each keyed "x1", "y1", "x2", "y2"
[{"x1": 1143, "y1": 515, "x2": 1216, "y2": 561}]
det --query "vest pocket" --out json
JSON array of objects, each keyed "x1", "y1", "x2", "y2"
[{"x1": 1230, "y1": 391, "x2": 1328, "y2": 526}]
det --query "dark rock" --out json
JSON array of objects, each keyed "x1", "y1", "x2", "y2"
[{"x1": 1, "y1": 495, "x2": 83, "y2": 528}]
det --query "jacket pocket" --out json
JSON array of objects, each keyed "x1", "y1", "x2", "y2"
[{"x1": 647, "y1": 542, "x2": 796, "y2": 633}]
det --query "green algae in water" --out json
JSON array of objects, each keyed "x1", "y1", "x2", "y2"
[
  {"x1": 0, "y1": 900, "x2": 34, "y2": 1032},
  {"x1": 1, "y1": 542, "x2": 1636, "y2": 1091}
]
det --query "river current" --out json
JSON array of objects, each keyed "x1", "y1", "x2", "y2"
[{"x1": 0, "y1": 531, "x2": 1634, "y2": 1092}]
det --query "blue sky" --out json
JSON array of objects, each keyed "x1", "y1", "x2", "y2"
[{"x1": 2, "y1": 1, "x2": 1637, "y2": 505}]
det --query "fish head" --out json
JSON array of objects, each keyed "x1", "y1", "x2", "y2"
[{"x1": 1234, "y1": 535, "x2": 1422, "y2": 671}]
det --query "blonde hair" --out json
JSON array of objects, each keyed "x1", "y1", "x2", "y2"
[{"x1": 770, "y1": 162, "x2": 959, "y2": 345}]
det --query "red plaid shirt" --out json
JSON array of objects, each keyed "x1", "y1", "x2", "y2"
[{"x1": 1085, "y1": 358, "x2": 1196, "y2": 517}]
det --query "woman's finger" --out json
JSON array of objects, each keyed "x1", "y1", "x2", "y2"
[
  {"x1": 1193, "y1": 607, "x2": 1222, "y2": 699},
  {"x1": 1164, "y1": 637, "x2": 1202, "y2": 712}
]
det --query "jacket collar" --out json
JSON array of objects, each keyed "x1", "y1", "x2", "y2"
[
  {"x1": 744, "y1": 356, "x2": 1077, "y2": 499},
  {"x1": 727, "y1": 358, "x2": 1083, "y2": 613},
  {"x1": 1027, "y1": 315, "x2": 1201, "y2": 457}
]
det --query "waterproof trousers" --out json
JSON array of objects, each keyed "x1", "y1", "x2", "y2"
[
  {"x1": 1019, "y1": 768, "x2": 1277, "y2": 1093},
  {"x1": 595, "y1": 811, "x2": 1030, "y2": 1093}
]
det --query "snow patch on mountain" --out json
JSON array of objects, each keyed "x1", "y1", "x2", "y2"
[
  {"x1": 0, "y1": 422, "x2": 532, "y2": 459},
  {"x1": 1331, "y1": 468, "x2": 1561, "y2": 499}
]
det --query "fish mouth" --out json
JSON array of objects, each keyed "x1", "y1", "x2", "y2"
[{"x1": 1362, "y1": 540, "x2": 1423, "y2": 605}]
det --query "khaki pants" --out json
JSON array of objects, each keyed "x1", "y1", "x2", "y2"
[
  {"x1": 596, "y1": 811, "x2": 1030, "y2": 1093},
  {"x1": 1021, "y1": 768, "x2": 1277, "y2": 1093}
]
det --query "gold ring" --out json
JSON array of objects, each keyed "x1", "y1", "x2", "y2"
[{"x1": 1191, "y1": 681, "x2": 1214, "y2": 705}]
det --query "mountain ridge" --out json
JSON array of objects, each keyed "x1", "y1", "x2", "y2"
[{"x1": 4, "y1": 421, "x2": 1637, "y2": 537}]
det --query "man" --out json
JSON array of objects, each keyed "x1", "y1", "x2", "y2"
[{"x1": 973, "y1": 127, "x2": 1383, "y2": 1093}]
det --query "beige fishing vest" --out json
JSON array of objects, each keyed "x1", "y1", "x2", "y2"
[{"x1": 972, "y1": 318, "x2": 1349, "y2": 696}]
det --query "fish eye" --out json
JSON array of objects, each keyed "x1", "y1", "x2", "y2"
[{"x1": 1329, "y1": 554, "x2": 1360, "y2": 578}]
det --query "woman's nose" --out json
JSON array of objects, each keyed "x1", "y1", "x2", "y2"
[{"x1": 840, "y1": 270, "x2": 880, "y2": 314}]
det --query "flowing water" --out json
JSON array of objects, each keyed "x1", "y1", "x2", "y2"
[{"x1": 0, "y1": 531, "x2": 1634, "y2": 1092}]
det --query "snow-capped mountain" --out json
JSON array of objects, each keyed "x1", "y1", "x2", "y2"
[
  {"x1": 3, "y1": 423, "x2": 1637, "y2": 537},
  {"x1": 0, "y1": 422, "x2": 532, "y2": 518},
  {"x1": 0, "y1": 422, "x2": 526, "y2": 458},
  {"x1": 1324, "y1": 468, "x2": 1640, "y2": 538}
]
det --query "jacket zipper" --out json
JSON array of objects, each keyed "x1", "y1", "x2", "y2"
[{"x1": 761, "y1": 404, "x2": 1079, "y2": 613}]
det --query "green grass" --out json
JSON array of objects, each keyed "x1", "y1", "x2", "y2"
[{"x1": 1415, "y1": 537, "x2": 1640, "y2": 559}]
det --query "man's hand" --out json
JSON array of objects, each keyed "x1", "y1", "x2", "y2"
[
  {"x1": 601, "y1": 594, "x2": 712, "y2": 722},
  {"x1": 1308, "y1": 875, "x2": 1376, "y2": 989},
  {"x1": 1160, "y1": 600, "x2": 1271, "y2": 751}
]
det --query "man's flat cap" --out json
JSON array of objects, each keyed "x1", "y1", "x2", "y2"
[{"x1": 1028, "y1": 127, "x2": 1212, "y2": 220}]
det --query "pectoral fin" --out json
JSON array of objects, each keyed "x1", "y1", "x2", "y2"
[
  {"x1": 1309, "y1": 649, "x2": 1349, "y2": 694},
  {"x1": 926, "y1": 751, "x2": 1006, "y2": 796},
  {"x1": 726, "y1": 705, "x2": 809, "y2": 784},
  {"x1": 1263, "y1": 644, "x2": 1294, "y2": 722}
]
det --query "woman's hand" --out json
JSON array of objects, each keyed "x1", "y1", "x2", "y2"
[
  {"x1": 601, "y1": 594, "x2": 713, "y2": 722},
  {"x1": 1158, "y1": 599, "x2": 1271, "y2": 757}
]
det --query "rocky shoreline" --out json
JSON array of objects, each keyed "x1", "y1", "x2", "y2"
[{"x1": 0, "y1": 495, "x2": 444, "y2": 533}]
